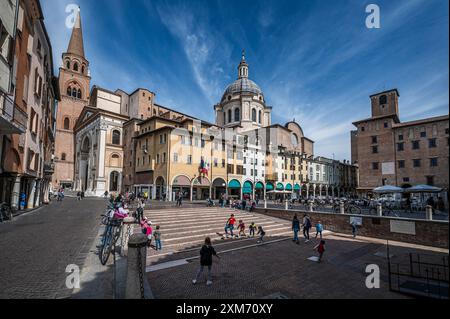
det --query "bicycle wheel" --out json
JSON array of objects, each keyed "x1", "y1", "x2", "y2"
[{"x1": 100, "y1": 227, "x2": 113, "y2": 265}]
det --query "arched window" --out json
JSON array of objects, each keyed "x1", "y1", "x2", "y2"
[
  {"x1": 66, "y1": 86, "x2": 71, "y2": 96},
  {"x1": 258, "y1": 110, "x2": 262, "y2": 124},
  {"x1": 234, "y1": 108, "x2": 240, "y2": 122},
  {"x1": 379, "y1": 95, "x2": 387, "y2": 105},
  {"x1": 63, "y1": 117, "x2": 70, "y2": 130},
  {"x1": 73, "y1": 62, "x2": 79, "y2": 72},
  {"x1": 112, "y1": 130, "x2": 121, "y2": 145},
  {"x1": 252, "y1": 108, "x2": 257, "y2": 122},
  {"x1": 81, "y1": 65, "x2": 85, "y2": 74},
  {"x1": 72, "y1": 88, "x2": 77, "y2": 98},
  {"x1": 77, "y1": 89, "x2": 82, "y2": 99},
  {"x1": 61, "y1": 153, "x2": 66, "y2": 161},
  {"x1": 66, "y1": 61, "x2": 70, "y2": 69},
  {"x1": 228, "y1": 109, "x2": 232, "y2": 123}
]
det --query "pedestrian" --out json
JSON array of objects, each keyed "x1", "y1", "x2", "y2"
[
  {"x1": 302, "y1": 214, "x2": 312, "y2": 242},
  {"x1": 77, "y1": 191, "x2": 81, "y2": 201},
  {"x1": 224, "y1": 214, "x2": 236, "y2": 238},
  {"x1": 141, "y1": 218, "x2": 153, "y2": 247},
  {"x1": 249, "y1": 222, "x2": 257, "y2": 237},
  {"x1": 351, "y1": 220, "x2": 357, "y2": 238},
  {"x1": 315, "y1": 221, "x2": 323, "y2": 239},
  {"x1": 256, "y1": 226, "x2": 265, "y2": 243},
  {"x1": 237, "y1": 220, "x2": 246, "y2": 237},
  {"x1": 292, "y1": 214, "x2": 300, "y2": 244},
  {"x1": 313, "y1": 240, "x2": 326, "y2": 263},
  {"x1": 104, "y1": 190, "x2": 108, "y2": 198},
  {"x1": 437, "y1": 196, "x2": 445, "y2": 212},
  {"x1": 81, "y1": 191, "x2": 85, "y2": 200},
  {"x1": 192, "y1": 237, "x2": 220, "y2": 286},
  {"x1": 154, "y1": 225, "x2": 162, "y2": 251},
  {"x1": 242, "y1": 199, "x2": 247, "y2": 211}
]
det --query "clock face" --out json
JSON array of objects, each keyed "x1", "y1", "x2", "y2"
[{"x1": 291, "y1": 133, "x2": 299, "y2": 146}]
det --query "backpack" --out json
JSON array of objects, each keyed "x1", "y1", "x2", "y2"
[{"x1": 305, "y1": 218, "x2": 311, "y2": 228}]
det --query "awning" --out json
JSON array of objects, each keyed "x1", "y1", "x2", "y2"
[
  {"x1": 243, "y1": 181, "x2": 253, "y2": 194},
  {"x1": 405, "y1": 185, "x2": 443, "y2": 193},
  {"x1": 255, "y1": 182, "x2": 264, "y2": 190},
  {"x1": 228, "y1": 179, "x2": 241, "y2": 189},
  {"x1": 276, "y1": 183, "x2": 284, "y2": 191},
  {"x1": 285, "y1": 183, "x2": 292, "y2": 191},
  {"x1": 266, "y1": 183, "x2": 274, "y2": 191},
  {"x1": 294, "y1": 184, "x2": 301, "y2": 191}
]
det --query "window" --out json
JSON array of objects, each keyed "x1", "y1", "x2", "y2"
[
  {"x1": 201, "y1": 139, "x2": 205, "y2": 148},
  {"x1": 72, "y1": 87, "x2": 77, "y2": 98},
  {"x1": 403, "y1": 177, "x2": 410, "y2": 183},
  {"x1": 258, "y1": 110, "x2": 262, "y2": 124},
  {"x1": 371, "y1": 136, "x2": 378, "y2": 144},
  {"x1": 112, "y1": 130, "x2": 121, "y2": 145},
  {"x1": 250, "y1": 169, "x2": 253, "y2": 176},
  {"x1": 379, "y1": 95, "x2": 387, "y2": 105},
  {"x1": 398, "y1": 134, "x2": 404, "y2": 141},
  {"x1": 429, "y1": 138, "x2": 437, "y2": 148},
  {"x1": 426, "y1": 176, "x2": 434, "y2": 186},
  {"x1": 384, "y1": 122, "x2": 388, "y2": 128},
  {"x1": 77, "y1": 89, "x2": 82, "y2": 99},
  {"x1": 173, "y1": 153, "x2": 178, "y2": 163},
  {"x1": 222, "y1": 159, "x2": 225, "y2": 168},
  {"x1": 187, "y1": 155, "x2": 192, "y2": 165},
  {"x1": 163, "y1": 153, "x2": 166, "y2": 163},
  {"x1": 372, "y1": 146, "x2": 378, "y2": 154},
  {"x1": 234, "y1": 108, "x2": 240, "y2": 122},
  {"x1": 82, "y1": 65, "x2": 85, "y2": 74},
  {"x1": 398, "y1": 160, "x2": 405, "y2": 168},
  {"x1": 73, "y1": 62, "x2": 78, "y2": 71},
  {"x1": 252, "y1": 109, "x2": 257, "y2": 122},
  {"x1": 430, "y1": 158, "x2": 438, "y2": 167},
  {"x1": 361, "y1": 126, "x2": 365, "y2": 132},
  {"x1": 61, "y1": 153, "x2": 66, "y2": 161},
  {"x1": 194, "y1": 138, "x2": 199, "y2": 147},
  {"x1": 63, "y1": 117, "x2": 70, "y2": 130},
  {"x1": 181, "y1": 135, "x2": 186, "y2": 145},
  {"x1": 372, "y1": 162, "x2": 379, "y2": 170},
  {"x1": 156, "y1": 154, "x2": 160, "y2": 164},
  {"x1": 412, "y1": 140, "x2": 420, "y2": 150},
  {"x1": 214, "y1": 158, "x2": 218, "y2": 167},
  {"x1": 420, "y1": 130, "x2": 426, "y2": 138},
  {"x1": 66, "y1": 61, "x2": 70, "y2": 69},
  {"x1": 445, "y1": 128, "x2": 449, "y2": 135},
  {"x1": 397, "y1": 143, "x2": 404, "y2": 151},
  {"x1": 413, "y1": 159, "x2": 421, "y2": 168},
  {"x1": 228, "y1": 109, "x2": 232, "y2": 123}
]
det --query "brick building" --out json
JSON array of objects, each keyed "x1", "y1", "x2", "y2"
[{"x1": 351, "y1": 89, "x2": 449, "y2": 196}]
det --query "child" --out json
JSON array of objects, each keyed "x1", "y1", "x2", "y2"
[
  {"x1": 192, "y1": 237, "x2": 220, "y2": 286},
  {"x1": 153, "y1": 225, "x2": 162, "y2": 250},
  {"x1": 351, "y1": 220, "x2": 357, "y2": 238},
  {"x1": 315, "y1": 221, "x2": 323, "y2": 239},
  {"x1": 249, "y1": 222, "x2": 257, "y2": 237},
  {"x1": 224, "y1": 214, "x2": 236, "y2": 238},
  {"x1": 237, "y1": 220, "x2": 246, "y2": 237},
  {"x1": 140, "y1": 218, "x2": 153, "y2": 247},
  {"x1": 257, "y1": 226, "x2": 265, "y2": 243},
  {"x1": 313, "y1": 240, "x2": 325, "y2": 263}
]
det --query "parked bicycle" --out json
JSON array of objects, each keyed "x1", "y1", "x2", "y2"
[
  {"x1": 332, "y1": 201, "x2": 362, "y2": 214},
  {"x1": 0, "y1": 203, "x2": 13, "y2": 222}
]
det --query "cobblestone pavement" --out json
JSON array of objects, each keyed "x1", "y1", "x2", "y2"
[
  {"x1": 0, "y1": 197, "x2": 107, "y2": 299},
  {"x1": 144, "y1": 207, "x2": 447, "y2": 299}
]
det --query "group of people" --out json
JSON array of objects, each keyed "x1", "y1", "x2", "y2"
[
  {"x1": 140, "y1": 217, "x2": 162, "y2": 251},
  {"x1": 76, "y1": 191, "x2": 85, "y2": 200},
  {"x1": 222, "y1": 214, "x2": 265, "y2": 243}
]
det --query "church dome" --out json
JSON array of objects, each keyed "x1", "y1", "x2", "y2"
[{"x1": 222, "y1": 78, "x2": 263, "y2": 100}]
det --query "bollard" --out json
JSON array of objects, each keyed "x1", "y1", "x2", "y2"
[
  {"x1": 377, "y1": 203, "x2": 382, "y2": 217},
  {"x1": 120, "y1": 217, "x2": 136, "y2": 256},
  {"x1": 340, "y1": 201, "x2": 345, "y2": 214},
  {"x1": 285, "y1": 200, "x2": 289, "y2": 210},
  {"x1": 264, "y1": 199, "x2": 267, "y2": 209},
  {"x1": 309, "y1": 201, "x2": 314, "y2": 212},
  {"x1": 125, "y1": 233, "x2": 148, "y2": 299},
  {"x1": 426, "y1": 205, "x2": 433, "y2": 220}
]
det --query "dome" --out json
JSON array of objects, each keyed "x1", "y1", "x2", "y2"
[{"x1": 222, "y1": 78, "x2": 263, "y2": 100}]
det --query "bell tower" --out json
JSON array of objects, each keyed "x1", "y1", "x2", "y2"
[{"x1": 53, "y1": 8, "x2": 91, "y2": 188}]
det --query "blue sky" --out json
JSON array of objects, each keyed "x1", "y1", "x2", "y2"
[{"x1": 41, "y1": 0, "x2": 449, "y2": 160}]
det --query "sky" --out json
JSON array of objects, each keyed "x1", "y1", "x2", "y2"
[{"x1": 41, "y1": 0, "x2": 449, "y2": 161}]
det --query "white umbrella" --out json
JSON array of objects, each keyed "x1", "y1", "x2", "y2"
[
  {"x1": 405, "y1": 185, "x2": 442, "y2": 193},
  {"x1": 373, "y1": 185, "x2": 404, "y2": 194}
]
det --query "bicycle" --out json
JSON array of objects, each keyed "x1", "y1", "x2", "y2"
[
  {"x1": 332, "y1": 201, "x2": 362, "y2": 214},
  {"x1": 99, "y1": 216, "x2": 123, "y2": 265},
  {"x1": 0, "y1": 203, "x2": 13, "y2": 222}
]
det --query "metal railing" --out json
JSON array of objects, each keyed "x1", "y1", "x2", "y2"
[{"x1": 1, "y1": 91, "x2": 28, "y2": 132}]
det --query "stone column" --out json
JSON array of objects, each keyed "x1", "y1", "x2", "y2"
[
  {"x1": 306, "y1": 184, "x2": 309, "y2": 199},
  {"x1": 426, "y1": 205, "x2": 433, "y2": 220},
  {"x1": 27, "y1": 179, "x2": 36, "y2": 209},
  {"x1": 285, "y1": 199, "x2": 289, "y2": 210},
  {"x1": 377, "y1": 203, "x2": 382, "y2": 216},
  {"x1": 240, "y1": 187, "x2": 243, "y2": 201},
  {"x1": 98, "y1": 127, "x2": 107, "y2": 179},
  {"x1": 120, "y1": 217, "x2": 136, "y2": 256},
  {"x1": 190, "y1": 185, "x2": 193, "y2": 201},
  {"x1": 11, "y1": 176, "x2": 21, "y2": 210},
  {"x1": 309, "y1": 201, "x2": 314, "y2": 212},
  {"x1": 340, "y1": 201, "x2": 345, "y2": 214},
  {"x1": 125, "y1": 233, "x2": 148, "y2": 299},
  {"x1": 34, "y1": 180, "x2": 41, "y2": 207}
]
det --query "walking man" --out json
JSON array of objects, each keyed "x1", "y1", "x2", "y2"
[
  {"x1": 292, "y1": 214, "x2": 300, "y2": 244},
  {"x1": 302, "y1": 213, "x2": 312, "y2": 242}
]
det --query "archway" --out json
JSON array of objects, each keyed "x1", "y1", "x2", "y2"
[
  {"x1": 242, "y1": 181, "x2": 253, "y2": 200},
  {"x1": 255, "y1": 181, "x2": 264, "y2": 200},
  {"x1": 155, "y1": 176, "x2": 165, "y2": 200},
  {"x1": 228, "y1": 179, "x2": 241, "y2": 199},
  {"x1": 212, "y1": 177, "x2": 226, "y2": 200},
  {"x1": 109, "y1": 171, "x2": 119, "y2": 192},
  {"x1": 172, "y1": 175, "x2": 191, "y2": 200},
  {"x1": 192, "y1": 176, "x2": 210, "y2": 200}
]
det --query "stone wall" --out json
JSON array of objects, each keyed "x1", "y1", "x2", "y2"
[{"x1": 255, "y1": 208, "x2": 449, "y2": 249}]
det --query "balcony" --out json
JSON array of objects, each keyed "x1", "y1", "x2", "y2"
[{"x1": 1, "y1": 92, "x2": 28, "y2": 134}]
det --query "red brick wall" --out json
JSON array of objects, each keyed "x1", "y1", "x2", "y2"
[{"x1": 255, "y1": 208, "x2": 449, "y2": 249}]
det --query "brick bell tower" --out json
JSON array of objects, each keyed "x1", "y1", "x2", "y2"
[{"x1": 53, "y1": 8, "x2": 91, "y2": 189}]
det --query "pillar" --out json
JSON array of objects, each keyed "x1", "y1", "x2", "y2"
[
  {"x1": 125, "y1": 233, "x2": 148, "y2": 299},
  {"x1": 377, "y1": 203, "x2": 382, "y2": 216},
  {"x1": 11, "y1": 176, "x2": 21, "y2": 210},
  {"x1": 306, "y1": 184, "x2": 309, "y2": 199},
  {"x1": 426, "y1": 205, "x2": 433, "y2": 220},
  {"x1": 27, "y1": 179, "x2": 36, "y2": 209},
  {"x1": 190, "y1": 184, "x2": 193, "y2": 201},
  {"x1": 340, "y1": 201, "x2": 345, "y2": 214}
]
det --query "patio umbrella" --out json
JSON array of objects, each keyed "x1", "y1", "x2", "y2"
[
  {"x1": 373, "y1": 185, "x2": 404, "y2": 194},
  {"x1": 404, "y1": 185, "x2": 443, "y2": 193}
]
